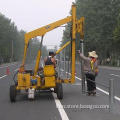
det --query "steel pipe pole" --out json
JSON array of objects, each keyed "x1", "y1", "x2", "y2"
[
  {"x1": 80, "y1": 39, "x2": 85, "y2": 94},
  {"x1": 109, "y1": 79, "x2": 114, "y2": 112}
]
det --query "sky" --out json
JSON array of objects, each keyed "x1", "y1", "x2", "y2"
[{"x1": 0, "y1": 0, "x2": 75, "y2": 49}]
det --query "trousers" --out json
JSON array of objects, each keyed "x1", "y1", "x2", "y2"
[{"x1": 85, "y1": 73, "x2": 96, "y2": 92}]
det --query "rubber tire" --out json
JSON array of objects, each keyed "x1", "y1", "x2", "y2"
[
  {"x1": 10, "y1": 85, "x2": 16, "y2": 102},
  {"x1": 56, "y1": 83, "x2": 63, "y2": 100}
]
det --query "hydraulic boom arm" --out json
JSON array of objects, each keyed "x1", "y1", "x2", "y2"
[
  {"x1": 21, "y1": 4, "x2": 84, "y2": 84},
  {"x1": 23, "y1": 16, "x2": 72, "y2": 65}
]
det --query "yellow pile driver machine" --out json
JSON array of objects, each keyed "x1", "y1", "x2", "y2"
[{"x1": 10, "y1": 4, "x2": 84, "y2": 102}]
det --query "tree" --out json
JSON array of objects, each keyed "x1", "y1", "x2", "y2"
[
  {"x1": 61, "y1": 0, "x2": 120, "y2": 66},
  {"x1": 0, "y1": 13, "x2": 48, "y2": 64}
]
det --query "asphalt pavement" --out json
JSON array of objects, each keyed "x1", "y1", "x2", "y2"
[{"x1": 0, "y1": 62, "x2": 120, "y2": 120}]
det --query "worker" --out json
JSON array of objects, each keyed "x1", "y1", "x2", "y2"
[
  {"x1": 78, "y1": 50, "x2": 99, "y2": 95},
  {"x1": 19, "y1": 64, "x2": 25, "y2": 73},
  {"x1": 44, "y1": 51, "x2": 56, "y2": 68}
]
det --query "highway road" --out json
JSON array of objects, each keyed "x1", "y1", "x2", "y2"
[{"x1": 0, "y1": 62, "x2": 120, "y2": 120}]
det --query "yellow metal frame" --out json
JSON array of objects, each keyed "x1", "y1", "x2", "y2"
[
  {"x1": 55, "y1": 41, "x2": 71, "y2": 55},
  {"x1": 76, "y1": 17, "x2": 85, "y2": 39},
  {"x1": 18, "y1": 5, "x2": 85, "y2": 89},
  {"x1": 22, "y1": 16, "x2": 72, "y2": 66},
  {"x1": 71, "y1": 5, "x2": 76, "y2": 83}
]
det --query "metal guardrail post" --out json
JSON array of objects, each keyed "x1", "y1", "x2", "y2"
[
  {"x1": 65, "y1": 61, "x2": 67, "y2": 78},
  {"x1": 80, "y1": 39, "x2": 85, "y2": 94},
  {"x1": 109, "y1": 79, "x2": 114, "y2": 112},
  {"x1": 59, "y1": 52, "x2": 62, "y2": 78},
  {"x1": 58, "y1": 57, "x2": 61, "y2": 78},
  {"x1": 64, "y1": 50, "x2": 66, "y2": 75},
  {"x1": 67, "y1": 61, "x2": 69, "y2": 78}
]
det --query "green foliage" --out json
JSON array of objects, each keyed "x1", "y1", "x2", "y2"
[
  {"x1": 0, "y1": 13, "x2": 25, "y2": 63},
  {"x1": 113, "y1": 15, "x2": 120, "y2": 49},
  {"x1": 61, "y1": 0, "x2": 120, "y2": 66},
  {"x1": 0, "y1": 13, "x2": 48, "y2": 64}
]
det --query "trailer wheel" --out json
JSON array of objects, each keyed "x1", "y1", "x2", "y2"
[
  {"x1": 56, "y1": 83, "x2": 63, "y2": 99},
  {"x1": 10, "y1": 85, "x2": 16, "y2": 102}
]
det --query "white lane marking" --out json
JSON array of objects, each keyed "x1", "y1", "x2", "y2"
[
  {"x1": 14, "y1": 68, "x2": 18, "y2": 71},
  {"x1": 0, "y1": 67, "x2": 18, "y2": 79},
  {"x1": 52, "y1": 93, "x2": 69, "y2": 120},
  {"x1": 60, "y1": 69, "x2": 120, "y2": 102},
  {"x1": 75, "y1": 76, "x2": 81, "y2": 80},
  {"x1": 76, "y1": 75, "x2": 120, "y2": 102},
  {"x1": 96, "y1": 87, "x2": 120, "y2": 101},
  {"x1": 0, "y1": 63, "x2": 17, "y2": 68},
  {"x1": 0, "y1": 75, "x2": 7, "y2": 79},
  {"x1": 115, "y1": 96, "x2": 120, "y2": 101},
  {"x1": 110, "y1": 74, "x2": 120, "y2": 78},
  {"x1": 96, "y1": 87, "x2": 109, "y2": 95}
]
